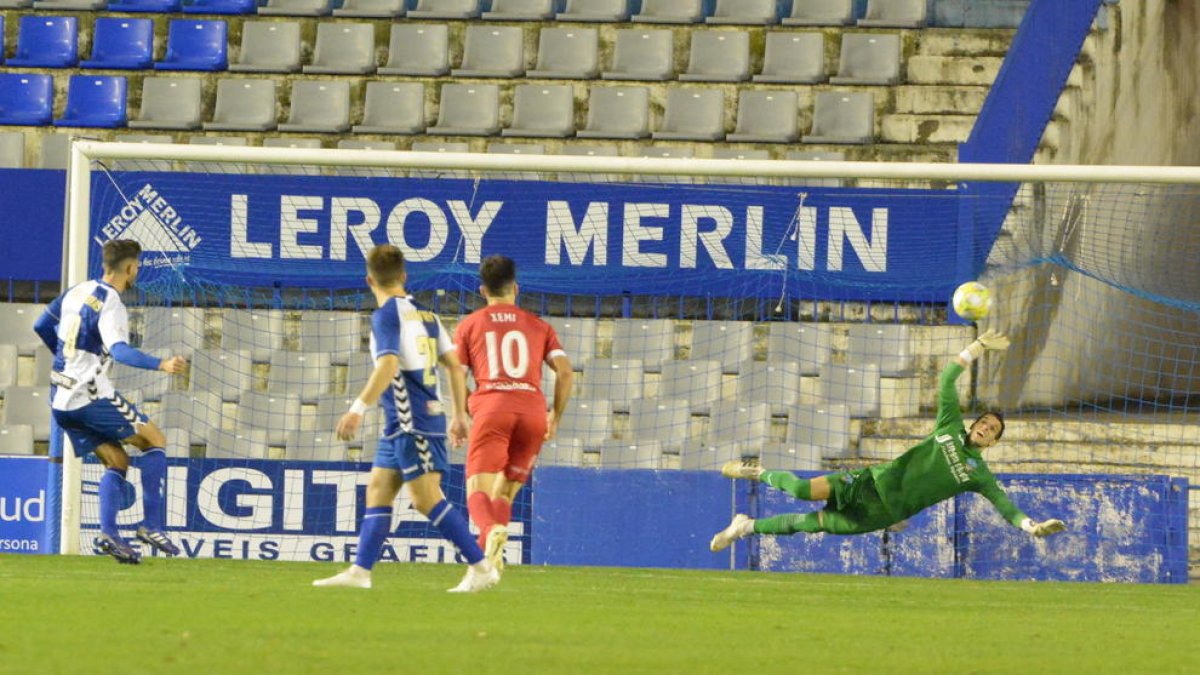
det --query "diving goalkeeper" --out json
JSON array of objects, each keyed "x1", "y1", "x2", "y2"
[{"x1": 710, "y1": 330, "x2": 1066, "y2": 551}]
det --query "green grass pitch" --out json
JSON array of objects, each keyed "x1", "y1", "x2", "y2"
[{"x1": 1, "y1": 555, "x2": 1196, "y2": 675}]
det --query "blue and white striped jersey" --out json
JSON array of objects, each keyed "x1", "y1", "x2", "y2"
[
  {"x1": 368, "y1": 296, "x2": 454, "y2": 438},
  {"x1": 45, "y1": 280, "x2": 129, "y2": 411}
]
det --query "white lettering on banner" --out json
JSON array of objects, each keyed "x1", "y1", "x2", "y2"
[
  {"x1": 310, "y1": 470, "x2": 370, "y2": 533},
  {"x1": 828, "y1": 207, "x2": 888, "y2": 272},
  {"x1": 230, "y1": 194, "x2": 272, "y2": 258},
  {"x1": 797, "y1": 206, "x2": 817, "y2": 270},
  {"x1": 0, "y1": 539, "x2": 38, "y2": 551},
  {"x1": 0, "y1": 491, "x2": 45, "y2": 522},
  {"x1": 386, "y1": 198, "x2": 449, "y2": 262},
  {"x1": 745, "y1": 206, "x2": 786, "y2": 271},
  {"x1": 545, "y1": 200, "x2": 609, "y2": 265},
  {"x1": 622, "y1": 203, "x2": 669, "y2": 268},
  {"x1": 280, "y1": 195, "x2": 324, "y2": 260},
  {"x1": 680, "y1": 205, "x2": 734, "y2": 269},
  {"x1": 198, "y1": 468, "x2": 273, "y2": 530},
  {"x1": 329, "y1": 197, "x2": 380, "y2": 261},
  {"x1": 447, "y1": 200, "x2": 502, "y2": 264},
  {"x1": 283, "y1": 470, "x2": 305, "y2": 531}
]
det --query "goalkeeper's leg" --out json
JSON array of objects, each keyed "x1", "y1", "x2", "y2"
[{"x1": 721, "y1": 461, "x2": 832, "y2": 501}]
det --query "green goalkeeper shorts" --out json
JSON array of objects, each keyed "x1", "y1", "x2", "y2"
[{"x1": 820, "y1": 469, "x2": 898, "y2": 535}]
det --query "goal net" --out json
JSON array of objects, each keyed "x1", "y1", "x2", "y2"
[{"x1": 59, "y1": 141, "x2": 1198, "y2": 579}]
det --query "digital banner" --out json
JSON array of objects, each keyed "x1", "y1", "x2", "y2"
[
  {"x1": 76, "y1": 458, "x2": 530, "y2": 564},
  {"x1": 91, "y1": 172, "x2": 969, "y2": 301},
  {"x1": 0, "y1": 456, "x2": 51, "y2": 555}
]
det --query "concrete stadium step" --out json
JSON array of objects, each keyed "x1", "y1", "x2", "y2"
[
  {"x1": 881, "y1": 114, "x2": 976, "y2": 144},
  {"x1": 892, "y1": 85, "x2": 990, "y2": 115},
  {"x1": 861, "y1": 417, "x2": 1200, "y2": 445},
  {"x1": 914, "y1": 30, "x2": 1015, "y2": 57},
  {"x1": 906, "y1": 55, "x2": 1004, "y2": 86}
]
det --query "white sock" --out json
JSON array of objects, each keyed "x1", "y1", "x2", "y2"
[{"x1": 470, "y1": 560, "x2": 492, "y2": 574}]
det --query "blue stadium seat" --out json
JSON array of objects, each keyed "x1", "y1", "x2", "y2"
[
  {"x1": 54, "y1": 75, "x2": 127, "y2": 128},
  {"x1": 81, "y1": 17, "x2": 154, "y2": 70},
  {"x1": 0, "y1": 74, "x2": 54, "y2": 126},
  {"x1": 182, "y1": 0, "x2": 256, "y2": 13},
  {"x1": 108, "y1": 0, "x2": 182, "y2": 10},
  {"x1": 156, "y1": 19, "x2": 228, "y2": 71},
  {"x1": 8, "y1": 16, "x2": 79, "y2": 68}
]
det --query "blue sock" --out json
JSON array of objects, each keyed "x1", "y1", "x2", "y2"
[
  {"x1": 428, "y1": 500, "x2": 484, "y2": 565},
  {"x1": 99, "y1": 468, "x2": 126, "y2": 538},
  {"x1": 354, "y1": 506, "x2": 393, "y2": 571},
  {"x1": 139, "y1": 449, "x2": 166, "y2": 531}
]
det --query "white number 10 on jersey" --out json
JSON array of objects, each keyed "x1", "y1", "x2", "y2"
[{"x1": 484, "y1": 330, "x2": 530, "y2": 379}]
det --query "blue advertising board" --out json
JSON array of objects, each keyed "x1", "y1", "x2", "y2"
[{"x1": 0, "y1": 456, "x2": 51, "y2": 554}]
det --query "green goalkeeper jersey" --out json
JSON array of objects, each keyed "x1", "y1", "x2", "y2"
[{"x1": 868, "y1": 362, "x2": 1027, "y2": 527}]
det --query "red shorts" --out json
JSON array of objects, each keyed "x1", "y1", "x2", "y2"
[{"x1": 466, "y1": 411, "x2": 547, "y2": 483}]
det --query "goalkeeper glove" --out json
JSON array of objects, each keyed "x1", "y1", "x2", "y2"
[
  {"x1": 961, "y1": 329, "x2": 1011, "y2": 363},
  {"x1": 1020, "y1": 518, "x2": 1066, "y2": 537}
]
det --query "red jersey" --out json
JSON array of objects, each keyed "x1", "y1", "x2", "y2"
[{"x1": 455, "y1": 303, "x2": 566, "y2": 417}]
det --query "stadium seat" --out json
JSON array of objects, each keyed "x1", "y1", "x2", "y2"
[
  {"x1": 228, "y1": 21, "x2": 301, "y2": 73},
  {"x1": 711, "y1": 148, "x2": 770, "y2": 160},
  {"x1": 709, "y1": 400, "x2": 771, "y2": 450},
  {"x1": 577, "y1": 86, "x2": 650, "y2": 140},
  {"x1": 156, "y1": 19, "x2": 228, "y2": 71},
  {"x1": 610, "y1": 319, "x2": 675, "y2": 370},
  {"x1": 556, "y1": 144, "x2": 619, "y2": 181},
  {"x1": 804, "y1": 91, "x2": 874, "y2": 144},
  {"x1": 183, "y1": 0, "x2": 256, "y2": 12},
  {"x1": 627, "y1": 398, "x2": 690, "y2": 453},
  {"x1": 641, "y1": 146, "x2": 693, "y2": 160},
  {"x1": 299, "y1": 312, "x2": 362, "y2": 356},
  {"x1": 0, "y1": 1, "x2": 30, "y2": 7},
  {"x1": 285, "y1": 431, "x2": 350, "y2": 462},
  {"x1": 267, "y1": 351, "x2": 331, "y2": 401},
  {"x1": 204, "y1": 79, "x2": 277, "y2": 132},
  {"x1": 602, "y1": 30, "x2": 674, "y2": 80},
  {"x1": 352, "y1": 82, "x2": 426, "y2": 136},
  {"x1": 858, "y1": 0, "x2": 926, "y2": 27},
  {"x1": 707, "y1": 0, "x2": 775, "y2": 24},
  {"x1": 221, "y1": 309, "x2": 283, "y2": 360},
  {"x1": 539, "y1": 438, "x2": 584, "y2": 467},
  {"x1": 39, "y1": 133, "x2": 70, "y2": 168},
  {"x1": 190, "y1": 349, "x2": 251, "y2": 399},
  {"x1": 335, "y1": 139, "x2": 397, "y2": 177},
  {"x1": 314, "y1": 394, "x2": 383, "y2": 443},
  {"x1": 679, "y1": 31, "x2": 750, "y2": 82},
  {"x1": 379, "y1": 24, "x2": 449, "y2": 77},
  {"x1": 453, "y1": 26, "x2": 525, "y2": 78},
  {"x1": 140, "y1": 307, "x2": 206, "y2": 352},
  {"x1": 32, "y1": 0, "x2": 103, "y2": 9},
  {"x1": 128, "y1": 77, "x2": 204, "y2": 130},
  {"x1": 409, "y1": 141, "x2": 470, "y2": 178},
  {"x1": 652, "y1": 88, "x2": 725, "y2": 141},
  {"x1": 0, "y1": 424, "x2": 35, "y2": 455},
  {"x1": 787, "y1": 402, "x2": 851, "y2": 457},
  {"x1": 483, "y1": 0, "x2": 553, "y2": 20},
  {"x1": 679, "y1": 444, "x2": 739, "y2": 470},
  {"x1": 111, "y1": 358, "x2": 174, "y2": 402},
  {"x1": 108, "y1": 0, "x2": 182, "y2": 10},
  {"x1": 0, "y1": 344, "x2": 17, "y2": 388},
  {"x1": 161, "y1": 428, "x2": 190, "y2": 459},
  {"x1": 54, "y1": 76, "x2": 127, "y2": 128},
  {"x1": 690, "y1": 321, "x2": 752, "y2": 374},
  {"x1": 487, "y1": 142, "x2": 544, "y2": 154},
  {"x1": 783, "y1": 149, "x2": 846, "y2": 187},
  {"x1": 830, "y1": 33, "x2": 901, "y2": 85},
  {"x1": 632, "y1": 0, "x2": 702, "y2": 23},
  {"x1": 0, "y1": 75, "x2": 55, "y2": 126},
  {"x1": 726, "y1": 90, "x2": 799, "y2": 143},
  {"x1": 9, "y1": 16, "x2": 78, "y2": 68},
  {"x1": 238, "y1": 391, "x2": 301, "y2": 445},
  {"x1": 556, "y1": 399, "x2": 612, "y2": 449},
  {"x1": 737, "y1": 361, "x2": 804, "y2": 415},
  {"x1": 81, "y1": 18, "x2": 154, "y2": 70},
  {"x1": 528, "y1": 28, "x2": 599, "y2": 79},
  {"x1": 759, "y1": 441, "x2": 821, "y2": 471},
  {"x1": 598, "y1": 439, "x2": 662, "y2": 469},
  {"x1": 345, "y1": 351, "x2": 373, "y2": 392},
  {"x1": 408, "y1": 0, "x2": 480, "y2": 19},
  {"x1": 279, "y1": 81, "x2": 351, "y2": 133},
  {"x1": 257, "y1": 0, "x2": 332, "y2": 15},
  {"x1": 33, "y1": 349, "x2": 51, "y2": 386},
  {"x1": 338, "y1": 139, "x2": 394, "y2": 151},
  {"x1": 0, "y1": 132, "x2": 25, "y2": 168},
  {"x1": 544, "y1": 317, "x2": 597, "y2": 370},
  {"x1": 847, "y1": 324, "x2": 913, "y2": 375},
  {"x1": 1, "y1": 387, "x2": 51, "y2": 441},
  {"x1": 754, "y1": 32, "x2": 826, "y2": 83},
  {"x1": 767, "y1": 322, "x2": 831, "y2": 375},
  {"x1": 819, "y1": 363, "x2": 880, "y2": 417},
  {"x1": 335, "y1": 0, "x2": 404, "y2": 16},
  {"x1": 557, "y1": 0, "x2": 628, "y2": 22},
  {"x1": 184, "y1": 135, "x2": 247, "y2": 174},
  {"x1": 503, "y1": 85, "x2": 575, "y2": 138},
  {"x1": 305, "y1": 22, "x2": 376, "y2": 75},
  {"x1": 261, "y1": 137, "x2": 322, "y2": 175},
  {"x1": 427, "y1": 84, "x2": 500, "y2": 136},
  {"x1": 783, "y1": 0, "x2": 853, "y2": 25},
  {"x1": 579, "y1": 359, "x2": 644, "y2": 412},
  {"x1": 206, "y1": 429, "x2": 269, "y2": 460},
  {"x1": 659, "y1": 360, "x2": 721, "y2": 414}
]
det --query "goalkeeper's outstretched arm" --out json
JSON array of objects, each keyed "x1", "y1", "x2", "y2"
[{"x1": 978, "y1": 480, "x2": 1066, "y2": 538}]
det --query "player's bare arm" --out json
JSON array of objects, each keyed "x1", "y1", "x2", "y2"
[
  {"x1": 337, "y1": 353, "x2": 398, "y2": 441},
  {"x1": 439, "y1": 350, "x2": 470, "y2": 448},
  {"x1": 545, "y1": 354, "x2": 573, "y2": 441}
]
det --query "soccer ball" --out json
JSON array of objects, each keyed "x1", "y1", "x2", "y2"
[{"x1": 952, "y1": 281, "x2": 992, "y2": 321}]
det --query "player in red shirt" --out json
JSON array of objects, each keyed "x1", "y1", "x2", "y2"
[{"x1": 454, "y1": 255, "x2": 573, "y2": 571}]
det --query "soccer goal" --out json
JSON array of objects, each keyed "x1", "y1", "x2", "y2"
[{"x1": 57, "y1": 140, "x2": 1200, "y2": 580}]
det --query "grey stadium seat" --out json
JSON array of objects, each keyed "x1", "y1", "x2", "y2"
[
  {"x1": 788, "y1": 402, "x2": 851, "y2": 457},
  {"x1": 483, "y1": 0, "x2": 554, "y2": 20},
  {"x1": 257, "y1": 0, "x2": 333, "y2": 15},
  {"x1": 353, "y1": 82, "x2": 426, "y2": 135},
  {"x1": 190, "y1": 349, "x2": 252, "y2": 400},
  {"x1": 0, "y1": 132, "x2": 24, "y2": 168},
  {"x1": 598, "y1": 439, "x2": 663, "y2": 469},
  {"x1": 206, "y1": 429, "x2": 269, "y2": 460},
  {"x1": 345, "y1": 352, "x2": 374, "y2": 393},
  {"x1": 261, "y1": 138, "x2": 322, "y2": 176},
  {"x1": 0, "y1": 424, "x2": 35, "y2": 455},
  {"x1": 858, "y1": 0, "x2": 927, "y2": 27},
  {"x1": 579, "y1": 359, "x2": 644, "y2": 412},
  {"x1": 267, "y1": 351, "x2": 332, "y2": 401},
  {"x1": 335, "y1": 140, "x2": 398, "y2": 178},
  {"x1": 632, "y1": 0, "x2": 702, "y2": 23},
  {"x1": 557, "y1": 0, "x2": 629, "y2": 22},
  {"x1": 556, "y1": 399, "x2": 612, "y2": 449},
  {"x1": 847, "y1": 324, "x2": 913, "y2": 375},
  {"x1": 34, "y1": 349, "x2": 51, "y2": 386},
  {"x1": 32, "y1": 0, "x2": 103, "y2": 8},
  {"x1": 185, "y1": 135, "x2": 248, "y2": 174},
  {"x1": 544, "y1": 317, "x2": 597, "y2": 370},
  {"x1": 528, "y1": 28, "x2": 599, "y2": 79},
  {"x1": 559, "y1": 144, "x2": 618, "y2": 156},
  {"x1": 286, "y1": 431, "x2": 351, "y2": 462},
  {"x1": 112, "y1": 134, "x2": 174, "y2": 172},
  {"x1": 2, "y1": 387, "x2": 51, "y2": 441},
  {"x1": 111, "y1": 359, "x2": 174, "y2": 402},
  {"x1": 602, "y1": 30, "x2": 674, "y2": 81},
  {"x1": 427, "y1": 84, "x2": 500, "y2": 136},
  {"x1": 488, "y1": 142, "x2": 544, "y2": 154},
  {"x1": 39, "y1": 134, "x2": 71, "y2": 170},
  {"x1": 0, "y1": 304, "x2": 45, "y2": 353},
  {"x1": 659, "y1": 360, "x2": 722, "y2": 414},
  {"x1": 159, "y1": 391, "x2": 223, "y2": 444},
  {"x1": 760, "y1": 441, "x2": 821, "y2": 471},
  {"x1": 409, "y1": 141, "x2": 471, "y2": 179},
  {"x1": 679, "y1": 31, "x2": 750, "y2": 82},
  {"x1": 708, "y1": 0, "x2": 775, "y2": 24},
  {"x1": 0, "y1": 344, "x2": 16, "y2": 388},
  {"x1": 577, "y1": 86, "x2": 650, "y2": 140},
  {"x1": 610, "y1": 319, "x2": 675, "y2": 371},
  {"x1": 161, "y1": 428, "x2": 190, "y2": 459},
  {"x1": 736, "y1": 361, "x2": 803, "y2": 415},
  {"x1": 380, "y1": 25, "x2": 449, "y2": 77},
  {"x1": 229, "y1": 21, "x2": 301, "y2": 73},
  {"x1": 222, "y1": 309, "x2": 284, "y2": 360},
  {"x1": 627, "y1": 398, "x2": 690, "y2": 453},
  {"x1": 754, "y1": 32, "x2": 826, "y2": 83},
  {"x1": 783, "y1": 150, "x2": 847, "y2": 187},
  {"x1": 204, "y1": 79, "x2": 277, "y2": 132},
  {"x1": 539, "y1": 438, "x2": 584, "y2": 467},
  {"x1": 690, "y1": 321, "x2": 752, "y2": 373},
  {"x1": 128, "y1": 77, "x2": 203, "y2": 130},
  {"x1": 784, "y1": 0, "x2": 853, "y2": 25},
  {"x1": 819, "y1": 363, "x2": 880, "y2": 418},
  {"x1": 299, "y1": 312, "x2": 362, "y2": 356},
  {"x1": 727, "y1": 90, "x2": 799, "y2": 143},
  {"x1": 315, "y1": 394, "x2": 383, "y2": 441},
  {"x1": 338, "y1": 140, "x2": 396, "y2": 150},
  {"x1": 409, "y1": 0, "x2": 481, "y2": 20},
  {"x1": 804, "y1": 91, "x2": 875, "y2": 144},
  {"x1": 652, "y1": 88, "x2": 725, "y2": 141},
  {"x1": 304, "y1": 22, "x2": 376, "y2": 75},
  {"x1": 709, "y1": 401, "x2": 771, "y2": 450},
  {"x1": 830, "y1": 33, "x2": 902, "y2": 85},
  {"x1": 453, "y1": 26, "x2": 525, "y2": 78},
  {"x1": 334, "y1": 0, "x2": 406, "y2": 17},
  {"x1": 767, "y1": 322, "x2": 832, "y2": 375},
  {"x1": 503, "y1": 84, "x2": 575, "y2": 138},
  {"x1": 238, "y1": 391, "x2": 301, "y2": 445},
  {"x1": 679, "y1": 443, "x2": 740, "y2": 471},
  {"x1": 279, "y1": 81, "x2": 350, "y2": 133},
  {"x1": 711, "y1": 148, "x2": 770, "y2": 160}
]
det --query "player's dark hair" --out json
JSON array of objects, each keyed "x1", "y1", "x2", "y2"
[
  {"x1": 102, "y1": 239, "x2": 142, "y2": 271},
  {"x1": 479, "y1": 255, "x2": 516, "y2": 296},
  {"x1": 367, "y1": 244, "x2": 405, "y2": 287},
  {"x1": 974, "y1": 411, "x2": 1005, "y2": 440}
]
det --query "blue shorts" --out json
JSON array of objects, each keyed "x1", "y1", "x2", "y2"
[
  {"x1": 52, "y1": 393, "x2": 147, "y2": 457},
  {"x1": 373, "y1": 434, "x2": 449, "y2": 480}
]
